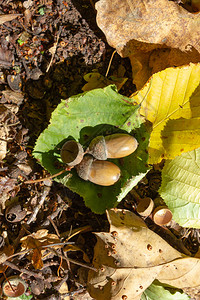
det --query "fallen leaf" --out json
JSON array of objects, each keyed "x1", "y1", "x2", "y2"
[
  {"x1": 58, "y1": 281, "x2": 70, "y2": 300},
  {"x1": 0, "y1": 47, "x2": 14, "y2": 68},
  {"x1": 87, "y1": 209, "x2": 184, "y2": 300},
  {"x1": 130, "y1": 47, "x2": 200, "y2": 90},
  {"x1": 141, "y1": 281, "x2": 190, "y2": 300},
  {"x1": 158, "y1": 257, "x2": 200, "y2": 288},
  {"x1": 2, "y1": 90, "x2": 24, "y2": 105},
  {"x1": 20, "y1": 229, "x2": 60, "y2": 269},
  {"x1": 96, "y1": 0, "x2": 200, "y2": 89},
  {"x1": 132, "y1": 63, "x2": 200, "y2": 163},
  {"x1": 0, "y1": 14, "x2": 20, "y2": 25},
  {"x1": 0, "y1": 245, "x2": 14, "y2": 273},
  {"x1": 0, "y1": 177, "x2": 17, "y2": 211},
  {"x1": 159, "y1": 148, "x2": 200, "y2": 228},
  {"x1": 96, "y1": 0, "x2": 200, "y2": 56}
]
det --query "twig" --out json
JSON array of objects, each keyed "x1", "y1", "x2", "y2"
[
  {"x1": 105, "y1": 50, "x2": 117, "y2": 77},
  {"x1": 27, "y1": 186, "x2": 51, "y2": 224},
  {"x1": 24, "y1": 168, "x2": 70, "y2": 184},
  {"x1": 48, "y1": 216, "x2": 61, "y2": 239},
  {"x1": 48, "y1": 248, "x2": 97, "y2": 272},
  {"x1": 46, "y1": 27, "x2": 62, "y2": 72},
  {"x1": 3, "y1": 261, "x2": 44, "y2": 279}
]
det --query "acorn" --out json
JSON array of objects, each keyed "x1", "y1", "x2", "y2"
[
  {"x1": 87, "y1": 133, "x2": 138, "y2": 160},
  {"x1": 60, "y1": 140, "x2": 84, "y2": 166},
  {"x1": 76, "y1": 155, "x2": 121, "y2": 186}
]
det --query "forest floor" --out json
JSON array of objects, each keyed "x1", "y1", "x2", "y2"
[{"x1": 0, "y1": 0, "x2": 200, "y2": 299}]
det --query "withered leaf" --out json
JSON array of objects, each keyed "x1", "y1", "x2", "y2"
[
  {"x1": 96, "y1": 0, "x2": 200, "y2": 57},
  {"x1": 88, "y1": 209, "x2": 200, "y2": 300},
  {"x1": 0, "y1": 14, "x2": 20, "y2": 25},
  {"x1": 20, "y1": 229, "x2": 60, "y2": 269},
  {"x1": 96, "y1": 0, "x2": 200, "y2": 89}
]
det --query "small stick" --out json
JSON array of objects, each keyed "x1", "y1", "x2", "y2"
[
  {"x1": 27, "y1": 186, "x2": 51, "y2": 225},
  {"x1": 105, "y1": 50, "x2": 117, "y2": 78},
  {"x1": 24, "y1": 167, "x2": 71, "y2": 184},
  {"x1": 3, "y1": 261, "x2": 44, "y2": 279},
  {"x1": 48, "y1": 248, "x2": 97, "y2": 272}
]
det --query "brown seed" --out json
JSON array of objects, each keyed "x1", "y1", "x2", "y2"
[
  {"x1": 88, "y1": 133, "x2": 138, "y2": 160},
  {"x1": 76, "y1": 155, "x2": 121, "y2": 186}
]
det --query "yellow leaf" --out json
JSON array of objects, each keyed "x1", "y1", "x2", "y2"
[{"x1": 132, "y1": 63, "x2": 200, "y2": 163}]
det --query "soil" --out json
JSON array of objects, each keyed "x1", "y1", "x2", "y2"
[{"x1": 0, "y1": 0, "x2": 200, "y2": 299}]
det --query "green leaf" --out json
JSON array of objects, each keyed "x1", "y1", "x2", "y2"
[
  {"x1": 141, "y1": 281, "x2": 190, "y2": 300},
  {"x1": 159, "y1": 148, "x2": 200, "y2": 228},
  {"x1": 33, "y1": 85, "x2": 149, "y2": 213}
]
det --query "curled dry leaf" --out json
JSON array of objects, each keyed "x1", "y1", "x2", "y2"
[{"x1": 88, "y1": 209, "x2": 200, "y2": 300}]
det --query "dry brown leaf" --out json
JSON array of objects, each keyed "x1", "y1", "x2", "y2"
[
  {"x1": 96, "y1": 0, "x2": 200, "y2": 56},
  {"x1": 0, "y1": 245, "x2": 14, "y2": 273},
  {"x1": 87, "y1": 209, "x2": 184, "y2": 300},
  {"x1": 0, "y1": 14, "x2": 20, "y2": 25},
  {"x1": 0, "y1": 177, "x2": 17, "y2": 211},
  {"x1": 96, "y1": 0, "x2": 200, "y2": 89},
  {"x1": 20, "y1": 229, "x2": 60, "y2": 269},
  {"x1": 130, "y1": 47, "x2": 200, "y2": 89},
  {"x1": 88, "y1": 209, "x2": 200, "y2": 300}
]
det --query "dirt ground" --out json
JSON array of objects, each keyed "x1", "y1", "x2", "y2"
[{"x1": 0, "y1": 0, "x2": 200, "y2": 299}]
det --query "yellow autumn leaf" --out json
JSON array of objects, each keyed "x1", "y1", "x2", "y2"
[{"x1": 132, "y1": 63, "x2": 200, "y2": 163}]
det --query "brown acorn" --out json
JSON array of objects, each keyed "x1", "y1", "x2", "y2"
[
  {"x1": 76, "y1": 155, "x2": 121, "y2": 186},
  {"x1": 88, "y1": 133, "x2": 138, "y2": 160}
]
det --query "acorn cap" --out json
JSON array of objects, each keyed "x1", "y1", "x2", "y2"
[
  {"x1": 75, "y1": 155, "x2": 94, "y2": 180},
  {"x1": 3, "y1": 276, "x2": 27, "y2": 297},
  {"x1": 152, "y1": 206, "x2": 173, "y2": 226},
  {"x1": 87, "y1": 136, "x2": 107, "y2": 160},
  {"x1": 61, "y1": 140, "x2": 84, "y2": 166},
  {"x1": 136, "y1": 197, "x2": 154, "y2": 217}
]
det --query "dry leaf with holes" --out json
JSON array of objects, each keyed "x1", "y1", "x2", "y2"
[
  {"x1": 20, "y1": 229, "x2": 60, "y2": 269},
  {"x1": 88, "y1": 209, "x2": 200, "y2": 300}
]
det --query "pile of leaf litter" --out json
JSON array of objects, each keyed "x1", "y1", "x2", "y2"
[{"x1": 0, "y1": 0, "x2": 200, "y2": 299}]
